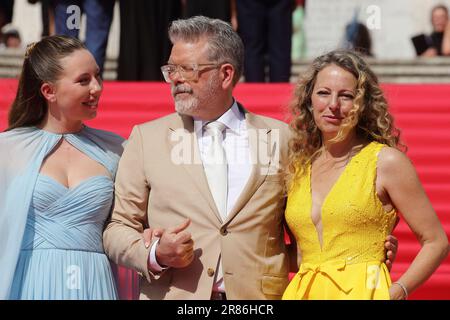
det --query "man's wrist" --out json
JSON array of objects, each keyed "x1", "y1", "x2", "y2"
[{"x1": 148, "y1": 238, "x2": 168, "y2": 272}]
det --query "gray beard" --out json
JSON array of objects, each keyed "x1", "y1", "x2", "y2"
[
  {"x1": 174, "y1": 95, "x2": 200, "y2": 115},
  {"x1": 173, "y1": 76, "x2": 219, "y2": 116}
]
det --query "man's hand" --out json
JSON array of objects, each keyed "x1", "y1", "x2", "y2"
[
  {"x1": 155, "y1": 219, "x2": 194, "y2": 268},
  {"x1": 142, "y1": 227, "x2": 165, "y2": 248},
  {"x1": 385, "y1": 235, "x2": 399, "y2": 271}
]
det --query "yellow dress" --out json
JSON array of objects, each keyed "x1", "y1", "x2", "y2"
[{"x1": 282, "y1": 142, "x2": 398, "y2": 300}]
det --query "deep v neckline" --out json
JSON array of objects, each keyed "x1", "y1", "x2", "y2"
[{"x1": 308, "y1": 142, "x2": 372, "y2": 251}]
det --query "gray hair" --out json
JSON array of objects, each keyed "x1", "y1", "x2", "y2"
[{"x1": 168, "y1": 15, "x2": 244, "y2": 85}]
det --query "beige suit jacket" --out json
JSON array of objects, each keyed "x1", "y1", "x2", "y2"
[{"x1": 103, "y1": 104, "x2": 291, "y2": 299}]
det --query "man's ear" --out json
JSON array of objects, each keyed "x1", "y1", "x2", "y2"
[
  {"x1": 40, "y1": 82, "x2": 56, "y2": 103},
  {"x1": 220, "y1": 63, "x2": 235, "y2": 90}
]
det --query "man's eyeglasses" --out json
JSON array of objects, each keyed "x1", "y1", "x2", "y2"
[{"x1": 160, "y1": 63, "x2": 222, "y2": 83}]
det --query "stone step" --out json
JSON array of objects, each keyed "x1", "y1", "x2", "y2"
[
  {"x1": 2, "y1": 48, "x2": 450, "y2": 83},
  {"x1": 291, "y1": 58, "x2": 450, "y2": 83},
  {"x1": 0, "y1": 48, "x2": 117, "y2": 80}
]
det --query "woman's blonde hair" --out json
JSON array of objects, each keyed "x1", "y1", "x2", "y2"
[{"x1": 287, "y1": 49, "x2": 404, "y2": 181}]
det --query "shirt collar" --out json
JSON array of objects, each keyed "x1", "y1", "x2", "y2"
[{"x1": 194, "y1": 99, "x2": 244, "y2": 136}]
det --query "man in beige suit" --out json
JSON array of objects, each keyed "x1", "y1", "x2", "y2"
[
  {"x1": 103, "y1": 16, "x2": 291, "y2": 300},
  {"x1": 103, "y1": 16, "x2": 397, "y2": 300}
]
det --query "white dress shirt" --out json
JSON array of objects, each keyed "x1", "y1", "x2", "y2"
[{"x1": 195, "y1": 101, "x2": 252, "y2": 216}]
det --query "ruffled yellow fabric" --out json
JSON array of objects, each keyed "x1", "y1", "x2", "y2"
[{"x1": 283, "y1": 142, "x2": 397, "y2": 300}]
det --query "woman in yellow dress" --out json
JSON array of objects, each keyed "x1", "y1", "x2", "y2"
[{"x1": 282, "y1": 50, "x2": 449, "y2": 300}]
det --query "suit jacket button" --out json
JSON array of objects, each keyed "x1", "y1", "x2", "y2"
[
  {"x1": 220, "y1": 228, "x2": 228, "y2": 236},
  {"x1": 207, "y1": 268, "x2": 215, "y2": 277}
]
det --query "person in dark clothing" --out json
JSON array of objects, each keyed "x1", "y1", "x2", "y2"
[
  {"x1": 54, "y1": 0, "x2": 115, "y2": 74},
  {"x1": 0, "y1": 0, "x2": 14, "y2": 44},
  {"x1": 117, "y1": 0, "x2": 182, "y2": 81},
  {"x1": 344, "y1": 22, "x2": 373, "y2": 57},
  {"x1": 183, "y1": 0, "x2": 234, "y2": 25},
  {"x1": 0, "y1": 0, "x2": 13, "y2": 27},
  {"x1": 421, "y1": 4, "x2": 448, "y2": 57},
  {"x1": 236, "y1": 0, "x2": 295, "y2": 83}
]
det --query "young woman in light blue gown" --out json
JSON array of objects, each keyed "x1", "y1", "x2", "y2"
[{"x1": 0, "y1": 35, "x2": 125, "y2": 300}]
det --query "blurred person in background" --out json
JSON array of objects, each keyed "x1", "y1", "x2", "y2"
[
  {"x1": 421, "y1": 4, "x2": 448, "y2": 57},
  {"x1": 344, "y1": 21, "x2": 373, "y2": 57},
  {"x1": 236, "y1": 0, "x2": 295, "y2": 82},
  {"x1": 183, "y1": 0, "x2": 237, "y2": 30},
  {"x1": 0, "y1": 25, "x2": 21, "y2": 48},
  {"x1": 439, "y1": 5, "x2": 450, "y2": 55},
  {"x1": 291, "y1": 0, "x2": 306, "y2": 62},
  {"x1": 54, "y1": 0, "x2": 115, "y2": 74},
  {"x1": 117, "y1": 0, "x2": 181, "y2": 81},
  {"x1": 0, "y1": 0, "x2": 14, "y2": 43}
]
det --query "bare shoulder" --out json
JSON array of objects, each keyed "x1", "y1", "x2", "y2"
[{"x1": 377, "y1": 146, "x2": 415, "y2": 176}]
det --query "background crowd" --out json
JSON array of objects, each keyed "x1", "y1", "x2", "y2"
[
  {"x1": 0, "y1": 0, "x2": 304, "y2": 82},
  {"x1": 3, "y1": 1, "x2": 450, "y2": 82}
]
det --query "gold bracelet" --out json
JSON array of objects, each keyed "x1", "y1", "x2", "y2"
[{"x1": 393, "y1": 281, "x2": 408, "y2": 299}]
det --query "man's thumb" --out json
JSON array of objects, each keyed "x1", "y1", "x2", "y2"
[{"x1": 169, "y1": 219, "x2": 191, "y2": 234}]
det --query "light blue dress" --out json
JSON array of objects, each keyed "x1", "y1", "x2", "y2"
[{"x1": 0, "y1": 126, "x2": 125, "y2": 300}]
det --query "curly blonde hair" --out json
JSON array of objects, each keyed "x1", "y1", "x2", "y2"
[{"x1": 287, "y1": 49, "x2": 404, "y2": 181}]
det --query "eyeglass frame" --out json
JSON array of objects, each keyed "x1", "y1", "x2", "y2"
[{"x1": 160, "y1": 62, "x2": 225, "y2": 83}]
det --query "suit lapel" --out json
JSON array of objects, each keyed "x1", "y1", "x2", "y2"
[{"x1": 168, "y1": 114, "x2": 223, "y2": 223}]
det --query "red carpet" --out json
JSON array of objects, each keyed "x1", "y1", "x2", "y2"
[{"x1": 1, "y1": 79, "x2": 449, "y2": 299}]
